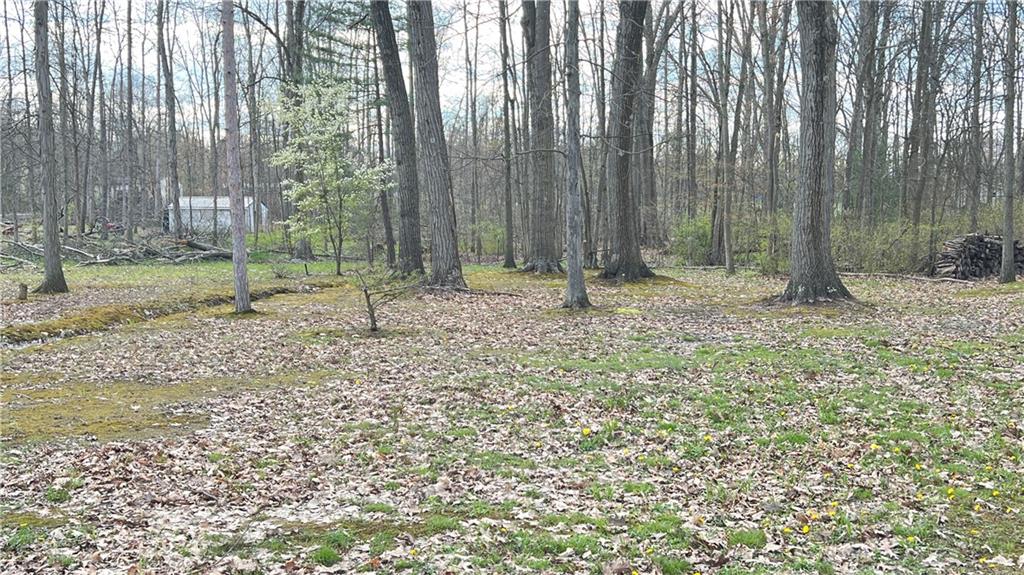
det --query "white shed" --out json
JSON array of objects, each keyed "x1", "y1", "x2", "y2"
[{"x1": 164, "y1": 196, "x2": 268, "y2": 233}]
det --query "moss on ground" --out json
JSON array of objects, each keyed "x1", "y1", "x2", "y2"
[
  {"x1": 0, "y1": 370, "x2": 328, "y2": 443},
  {"x1": 1, "y1": 286, "x2": 300, "y2": 344}
]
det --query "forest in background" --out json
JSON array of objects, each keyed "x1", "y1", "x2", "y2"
[{"x1": 1, "y1": 0, "x2": 1022, "y2": 279}]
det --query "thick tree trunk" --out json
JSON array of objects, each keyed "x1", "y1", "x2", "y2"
[
  {"x1": 779, "y1": 0, "x2": 851, "y2": 304},
  {"x1": 1001, "y1": 0, "x2": 1017, "y2": 283},
  {"x1": 499, "y1": 0, "x2": 517, "y2": 268},
  {"x1": 521, "y1": 1, "x2": 562, "y2": 273},
  {"x1": 599, "y1": 0, "x2": 652, "y2": 281},
  {"x1": 371, "y1": 1, "x2": 425, "y2": 276},
  {"x1": 33, "y1": 0, "x2": 68, "y2": 294},
  {"x1": 563, "y1": 0, "x2": 590, "y2": 309},
  {"x1": 222, "y1": 0, "x2": 252, "y2": 311},
  {"x1": 407, "y1": 1, "x2": 466, "y2": 288}
]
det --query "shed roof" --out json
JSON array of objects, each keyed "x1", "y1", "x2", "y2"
[{"x1": 166, "y1": 196, "x2": 260, "y2": 210}]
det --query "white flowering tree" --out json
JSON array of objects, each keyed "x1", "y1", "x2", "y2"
[{"x1": 272, "y1": 80, "x2": 389, "y2": 275}]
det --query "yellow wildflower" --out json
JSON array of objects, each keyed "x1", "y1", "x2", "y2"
[
  {"x1": 801, "y1": 525, "x2": 810, "y2": 534},
  {"x1": 974, "y1": 504, "x2": 981, "y2": 512},
  {"x1": 870, "y1": 443, "x2": 881, "y2": 451},
  {"x1": 410, "y1": 548, "x2": 418, "y2": 556},
  {"x1": 992, "y1": 490, "x2": 1000, "y2": 497},
  {"x1": 704, "y1": 434, "x2": 712, "y2": 442},
  {"x1": 582, "y1": 427, "x2": 592, "y2": 437},
  {"x1": 892, "y1": 446, "x2": 901, "y2": 454},
  {"x1": 906, "y1": 536, "x2": 916, "y2": 543},
  {"x1": 783, "y1": 527, "x2": 793, "y2": 534}
]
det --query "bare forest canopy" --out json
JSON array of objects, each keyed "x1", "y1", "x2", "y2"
[{"x1": 1, "y1": 0, "x2": 1021, "y2": 281}]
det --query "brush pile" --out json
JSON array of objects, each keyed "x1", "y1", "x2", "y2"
[
  {"x1": 1, "y1": 237, "x2": 232, "y2": 267},
  {"x1": 933, "y1": 233, "x2": 1024, "y2": 279}
]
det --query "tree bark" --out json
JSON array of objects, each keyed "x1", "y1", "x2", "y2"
[
  {"x1": 222, "y1": 0, "x2": 252, "y2": 311},
  {"x1": 563, "y1": 0, "x2": 590, "y2": 309},
  {"x1": 157, "y1": 0, "x2": 184, "y2": 238},
  {"x1": 1001, "y1": 0, "x2": 1017, "y2": 283},
  {"x1": 522, "y1": 0, "x2": 562, "y2": 273},
  {"x1": 34, "y1": 0, "x2": 68, "y2": 293},
  {"x1": 407, "y1": 1, "x2": 466, "y2": 288},
  {"x1": 779, "y1": 0, "x2": 851, "y2": 304},
  {"x1": 969, "y1": 0, "x2": 985, "y2": 232},
  {"x1": 599, "y1": 0, "x2": 652, "y2": 281},
  {"x1": 371, "y1": 1, "x2": 425, "y2": 276},
  {"x1": 499, "y1": 0, "x2": 517, "y2": 268}
]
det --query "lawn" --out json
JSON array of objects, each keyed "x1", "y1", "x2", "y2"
[{"x1": 1, "y1": 264, "x2": 1022, "y2": 574}]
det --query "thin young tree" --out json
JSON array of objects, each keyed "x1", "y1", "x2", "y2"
[
  {"x1": 600, "y1": 0, "x2": 653, "y2": 281},
  {"x1": 33, "y1": 0, "x2": 68, "y2": 294},
  {"x1": 222, "y1": 0, "x2": 252, "y2": 311},
  {"x1": 498, "y1": 0, "x2": 516, "y2": 268},
  {"x1": 407, "y1": 0, "x2": 466, "y2": 288},
  {"x1": 371, "y1": 1, "x2": 425, "y2": 276},
  {"x1": 125, "y1": 0, "x2": 135, "y2": 242},
  {"x1": 1000, "y1": 0, "x2": 1017, "y2": 283},
  {"x1": 563, "y1": 0, "x2": 590, "y2": 309},
  {"x1": 157, "y1": 0, "x2": 183, "y2": 238},
  {"x1": 779, "y1": 0, "x2": 851, "y2": 304}
]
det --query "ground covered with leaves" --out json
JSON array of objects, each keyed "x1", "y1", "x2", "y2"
[{"x1": 1, "y1": 263, "x2": 1022, "y2": 574}]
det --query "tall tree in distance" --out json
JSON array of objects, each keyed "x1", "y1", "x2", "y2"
[
  {"x1": 407, "y1": 0, "x2": 466, "y2": 288},
  {"x1": 33, "y1": 0, "x2": 67, "y2": 294},
  {"x1": 498, "y1": 0, "x2": 516, "y2": 269},
  {"x1": 222, "y1": 0, "x2": 252, "y2": 312},
  {"x1": 600, "y1": 0, "x2": 653, "y2": 281},
  {"x1": 779, "y1": 0, "x2": 851, "y2": 304},
  {"x1": 157, "y1": 0, "x2": 183, "y2": 238},
  {"x1": 522, "y1": 0, "x2": 561, "y2": 273},
  {"x1": 371, "y1": 1, "x2": 425, "y2": 276},
  {"x1": 125, "y1": 0, "x2": 135, "y2": 243},
  {"x1": 1000, "y1": 0, "x2": 1017, "y2": 284},
  {"x1": 563, "y1": 0, "x2": 590, "y2": 309}
]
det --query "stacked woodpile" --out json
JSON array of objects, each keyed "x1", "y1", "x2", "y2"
[{"x1": 933, "y1": 234, "x2": 1024, "y2": 279}]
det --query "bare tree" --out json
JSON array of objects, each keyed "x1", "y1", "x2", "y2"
[
  {"x1": 779, "y1": 0, "x2": 851, "y2": 304},
  {"x1": 157, "y1": 0, "x2": 183, "y2": 238},
  {"x1": 498, "y1": 0, "x2": 517, "y2": 269},
  {"x1": 34, "y1": 0, "x2": 68, "y2": 293},
  {"x1": 407, "y1": 0, "x2": 466, "y2": 288}
]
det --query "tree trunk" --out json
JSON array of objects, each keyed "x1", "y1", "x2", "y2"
[
  {"x1": 371, "y1": 1, "x2": 425, "y2": 276},
  {"x1": 1001, "y1": 0, "x2": 1017, "y2": 283},
  {"x1": 125, "y1": 0, "x2": 135, "y2": 242},
  {"x1": 521, "y1": 0, "x2": 562, "y2": 273},
  {"x1": 969, "y1": 0, "x2": 984, "y2": 232},
  {"x1": 33, "y1": 0, "x2": 68, "y2": 294},
  {"x1": 498, "y1": 0, "x2": 517, "y2": 268},
  {"x1": 599, "y1": 0, "x2": 652, "y2": 281},
  {"x1": 157, "y1": 0, "x2": 184, "y2": 238},
  {"x1": 779, "y1": 0, "x2": 851, "y2": 304},
  {"x1": 563, "y1": 0, "x2": 590, "y2": 309},
  {"x1": 407, "y1": 1, "x2": 466, "y2": 288},
  {"x1": 222, "y1": 0, "x2": 252, "y2": 311},
  {"x1": 371, "y1": 39, "x2": 397, "y2": 269}
]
